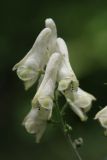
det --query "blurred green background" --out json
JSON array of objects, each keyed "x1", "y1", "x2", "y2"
[{"x1": 1, "y1": 0, "x2": 107, "y2": 160}]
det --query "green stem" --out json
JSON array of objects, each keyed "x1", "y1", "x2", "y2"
[
  {"x1": 55, "y1": 91, "x2": 82, "y2": 160},
  {"x1": 61, "y1": 102, "x2": 68, "y2": 115}
]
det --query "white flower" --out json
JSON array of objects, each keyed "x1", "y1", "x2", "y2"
[
  {"x1": 95, "y1": 106, "x2": 107, "y2": 135},
  {"x1": 55, "y1": 38, "x2": 96, "y2": 121},
  {"x1": 56, "y1": 37, "x2": 79, "y2": 92},
  {"x1": 45, "y1": 18, "x2": 57, "y2": 55},
  {"x1": 33, "y1": 52, "x2": 61, "y2": 101},
  {"x1": 64, "y1": 88, "x2": 96, "y2": 121},
  {"x1": 23, "y1": 52, "x2": 61, "y2": 142},
  {"x1": 13, "y1": 28, "x2": 51, "y2": 90},
  {"x1": 22, "y1": 107, "x2": 49, "y2": 143}
]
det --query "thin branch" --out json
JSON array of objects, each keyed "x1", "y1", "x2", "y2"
[
  {"x1": 61, "y1": 102, "x2": 68, "y2": 115},
  {"x1": 54, "y1": 91, "x2": 82, "y2": 160}
]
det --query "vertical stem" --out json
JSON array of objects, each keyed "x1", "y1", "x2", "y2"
[
  {"x1": 55, "y1": 91, "x2": 82, "y2": 160},
  {"x1": 61, "y1": 102, "x2": 68, "y2": 115},
  {"x1": 66, "y1": 134, "x2": 82, "y2": 160}
]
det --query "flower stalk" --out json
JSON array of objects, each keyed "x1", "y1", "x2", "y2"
[{"x1": 54, "y1": 90, "x2": 82, "y2": 160}]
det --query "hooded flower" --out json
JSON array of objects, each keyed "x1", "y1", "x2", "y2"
[
  {"x1": 22, "y1": 107, "x2": 49, "y2": 143},
  {"x1": 64, "y1": 88, "x2": 96, "y2": 121},
  {"x1": 45, "y1": 18, "x2": 57, "y2": 55},
  {"x1": 56, "y1": 37, "x2": 95, "y2": 121},
  {"x1": 23, "y1": 52, "x2": 61, "y2": 142},
  {"x1": 95, "y1": 106, "x2": 107, "y2": 135},
  {"x1": 13, "y1": 27, "x2": 51, "y2": 90},
  {"x1": 56, "y1": 37, "x2": 79, "y2": 92}
]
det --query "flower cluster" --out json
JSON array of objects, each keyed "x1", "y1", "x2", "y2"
[{"x1": 13, "y1": 18, "x2": 96, "y2": 142}]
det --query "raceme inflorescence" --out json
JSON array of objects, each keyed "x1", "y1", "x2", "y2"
[{"x1": 13, "y1": 18, "x2": 99, "y2": 143}]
